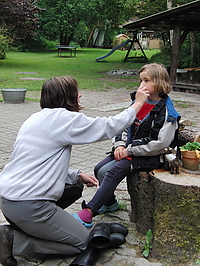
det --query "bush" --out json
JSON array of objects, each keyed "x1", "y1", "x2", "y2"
[
  {"x1": 0, "y1": 34, "x2": 11, "y2": 59},
  {"x1": 150, "y1": 43, "x2": 171, "y2": 67},
  {"x1": 150, "y1": 33, "x2": 200, "y2": 68},
  {"x1": 17, "y1": 36, "x2": 57, "y2": 52},
  {"x1": 179, "y1": 33, "x2": 200, "y2": 68}
]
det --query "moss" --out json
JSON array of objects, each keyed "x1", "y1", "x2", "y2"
[
  {"x1": 153, "y1": 189, "x2": 200, "y2": 263},
  {"x1": 127, "y1": 171, "x2": 200, "y2": 264}
]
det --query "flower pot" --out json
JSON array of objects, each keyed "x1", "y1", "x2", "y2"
[
  {"x1": 1, "y1": 88, "x2": 27, "y2": 104},
  {"x1": 181, "y1": 150, "x2": 199, "y2": 170}
]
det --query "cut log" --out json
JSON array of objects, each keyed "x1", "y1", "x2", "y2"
[
  {"x1": 178, "y1": 119, "x2": 192, "y2": 130},
  {"x1": 127, "y1": 168, "x2": 200, "y2": 264},
  {"x1": 177, "y1": 119, "x2": 200, "y2": 146},
  {"x1": 177, "y1": 128, "x2": 200, "y2": 146}
]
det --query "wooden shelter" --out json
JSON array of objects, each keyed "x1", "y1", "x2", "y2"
[
  {"x1": 112, "y1": 34, "x2": 129, "y2": 49},
  {"x1": 123, "y1": 0, "x2": 200, "y2": 91}
]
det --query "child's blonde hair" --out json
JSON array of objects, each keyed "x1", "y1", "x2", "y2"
[{"x1": 139, "y1": 63, "x2": 171, "y2": 96}]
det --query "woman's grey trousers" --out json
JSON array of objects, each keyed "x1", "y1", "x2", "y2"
[{"x1": 1, "y1": 183, "x2": 89, "y2": 257}]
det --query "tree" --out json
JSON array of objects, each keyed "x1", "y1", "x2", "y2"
[
  {"x1": 37, "y1": 0, "x2": 91, "y2": 45},
  {"x1": 135, "y1": 0, "x2": 195, "y2": 18},
  {"x1": 0, "y1": 0, "x2": 40, "y2": 45},
  {"x1": 0, "y1": 32, "x2": 11, "y2": 59},
  {"x1": 86, "y1": 0, "x2": 138, "y2": 47},
  {"x1": 36, "y1": 0, "x2": 137, "y2": 46}
]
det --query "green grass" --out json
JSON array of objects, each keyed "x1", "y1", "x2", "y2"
[
  {"x1": 0, "y1": 48, "x2": 159, "y2": 100},
  {"x1": 173, "y1": 100, "x2": 191, "y2": 108}
]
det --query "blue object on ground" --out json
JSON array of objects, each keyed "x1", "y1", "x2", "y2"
[
  {"x1": 72, "y1": 213, "x2": 94, "y2": 229},
  {"x1": 98, "y1": 201, "x2": 119, "y2": 214},
  {"x1": 96, "y1": 39, "x2": 131, "y2": 62}
]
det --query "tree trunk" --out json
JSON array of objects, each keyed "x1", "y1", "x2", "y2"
[
  {"x1": 59, "y1": 34, "x2": 73, "y2": 45},
  {"x1": 167, "y1": 0, "x2": 173, "y2": 46},
  {"x1": 177, "y1": 128, "x2": 200, "y2": 146},
  {"x1": 127, "y1": 168, "x2": 200, "y2": 264},
  {"x1": 190, "y1": 31, "x2": 197, "y2": 67}
]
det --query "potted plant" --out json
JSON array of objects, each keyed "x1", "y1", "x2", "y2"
[{"x1": 180, "y1": 142, "x2": 200, "y2": 170}]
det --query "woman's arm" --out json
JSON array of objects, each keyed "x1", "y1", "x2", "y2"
[{"x1": 59, "y1": 86, "x2": 149, "y2": 145}]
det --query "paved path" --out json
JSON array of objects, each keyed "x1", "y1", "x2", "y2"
[{"x1": 0, "y1": 89, "x2": 199, "y2": 266}]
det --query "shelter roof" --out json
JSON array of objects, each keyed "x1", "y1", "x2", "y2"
[{"x1": 123, "y1": 0, "x2": 200, "y2": 32}]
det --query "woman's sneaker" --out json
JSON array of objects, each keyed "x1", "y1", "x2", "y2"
[{"x1": 98, "y1": 201, "x2": 119, "y2": 214}]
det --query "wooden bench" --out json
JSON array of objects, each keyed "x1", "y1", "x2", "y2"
[
  {"x1": 175, "y1": 68, "x2": 200, "y2": 90},
  {"x1": 184, "y1": 67, "x2": 200, "y2": 84}
]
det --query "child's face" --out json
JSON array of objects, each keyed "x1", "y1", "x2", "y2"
[{"x1": 139, "y1": 70, "x2": 155, "y2": 95}]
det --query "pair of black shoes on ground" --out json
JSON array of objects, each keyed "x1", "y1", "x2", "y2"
[
  {"x1": 0, "y1": 225, "x2": 17, "y2": 266},
  {"x1": 0, "y1": 222, "x2": 128, "y2": 266},
  {"x1": 69, "y1": 222, "x2": 128, "y2": 266}
]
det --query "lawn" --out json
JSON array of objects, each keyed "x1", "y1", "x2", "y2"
[{"x1": 0, "y1": 48, "x2": 159, "y2": 101}]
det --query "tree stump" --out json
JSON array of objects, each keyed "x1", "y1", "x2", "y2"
[
  {"x1": 127, "y1": 168, "x2": 200, "y2": 264},
  {"x1": 177, "y1": 128, "x2": 200, "y2": 146},
  {"x1": 176, "y1": 119, "x2": 200, "y2": 146}
]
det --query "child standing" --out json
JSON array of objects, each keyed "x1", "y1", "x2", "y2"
[{"x1": 73, "y1": 63, "x2": 181, "y2": 228}]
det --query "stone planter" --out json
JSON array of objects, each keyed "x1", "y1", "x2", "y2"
[
  {"x1": 1, "y1": 88, "x2": 27, "y2": 104},
  {"x1": 181, "y1": 150, "x2": 199, "y2": 170}
]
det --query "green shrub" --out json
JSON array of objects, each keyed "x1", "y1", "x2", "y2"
[
  {"x1": 151, "y1": 33, "x2": 200, "y2": 68},
  {"x1": 179, "y1": 33, "x2": 200, "y2": 68},
  {"x1": 150, "y1": 43, "x2": 171, "y2": 67},
  {"x1": 0, "y1": 34, "x2": 11, "y2": 59},
  {"x1": 17, "y1": 36, "x2": 57, "y2": 52}
]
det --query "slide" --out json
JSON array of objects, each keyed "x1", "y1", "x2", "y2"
[{"x1": 96, "y1": 39, "x2": 131, "y2": 62}]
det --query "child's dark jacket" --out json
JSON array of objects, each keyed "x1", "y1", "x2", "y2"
[{"x1": 112, "y1": 92, "x2": 181, "y2": 170}]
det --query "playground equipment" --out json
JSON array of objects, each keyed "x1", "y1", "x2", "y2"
[
  {"x1": 96, "y1": 39, "x2": 131, "y2": 62},
  {"x1": 96, "y1": 31, "x2": 149, "y2": 62}
]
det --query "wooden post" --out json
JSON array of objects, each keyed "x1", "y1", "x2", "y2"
[{"x1": 170, "y1": 25, "x2": 181, "y2": 83}]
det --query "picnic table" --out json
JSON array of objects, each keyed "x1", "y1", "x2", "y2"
[
  {"x1": 56, "y1": 45, "x2": 77, "y2": 57},
  {"x1": 184, "y1": 67, "x2": 200, "y2": 84},
  {"x1": 176, "y1": 67, "x2": 200, "y2": 84}
]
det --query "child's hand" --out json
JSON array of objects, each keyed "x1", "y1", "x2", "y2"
[
  {"x1": 121, "y1": 148, "x2": 129, "y2": 158},
  {"x1": 114, "y1": 146, "x2": 129, "y2": 161},
  {"x1": 114, "y1": 146, "x2": 125, "y2": 161}
]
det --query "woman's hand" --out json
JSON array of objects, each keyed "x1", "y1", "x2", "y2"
[
  {"x1": 79, "y1": 173, "x2": 99, "y2": 187},
  {"x1": 131, "y1": 85, "x2": 150, "y2": 113}
]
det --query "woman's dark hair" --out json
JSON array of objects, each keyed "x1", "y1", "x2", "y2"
[{"x1": 40, "y1": 76, "x2": 81, "y2": 112}]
